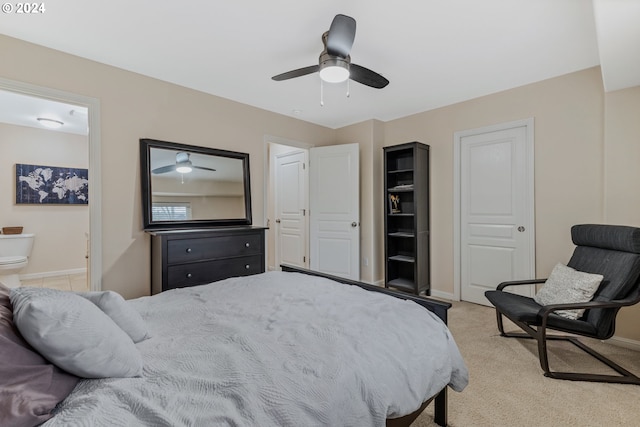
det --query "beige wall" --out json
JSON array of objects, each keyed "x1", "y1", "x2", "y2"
[
  {"x1": 152, "y1": 195, "x2": 244, "y2": 220},
  {"x1": 0, "y1": 123, "x2": 89, "y2": 275},
  {"x1": 0, "y1": 35, "x2": 335, "y2": 299},
  {"x1": 383, "y1": 67, "x2": 606, "y2": 295},
  {"x1": 152, "y1": 177, "x2": 245, "y2": 219},
  {"x1": 602, "y1": 86, "x2": 640, "y2": 341},
  {"x1": 377, "y1": 68, "x2": 640, "y2": 342},
  {"x1": 2, "y1": 35, "x2": 639, "y2": 341}
]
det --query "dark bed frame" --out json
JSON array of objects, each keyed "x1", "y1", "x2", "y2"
[{"x1": 280, "y1": 265, "x2": 452, "y2": 427}]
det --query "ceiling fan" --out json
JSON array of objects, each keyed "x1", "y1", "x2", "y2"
[
  {"x1": 152, "y1": 152, "x2": 216, "y2": 174},
  {"x1": 271, "y1": 14, "x2": 389, "y2": 89}
]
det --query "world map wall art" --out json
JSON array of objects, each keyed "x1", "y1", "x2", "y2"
[{"x1": 15, "y1": 163, "x2": 89, "y2": 205}]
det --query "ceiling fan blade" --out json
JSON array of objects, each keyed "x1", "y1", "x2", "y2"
[
  {"x1": 194, "y1": 166, "x2": 216, "y2": 172},
  {"x1": 152, "y1": 165, "x2": 176, "y2": 174},
  {"x1": 272, "y1": 65, "x2": 319, "y2": 81},
  {"x1": 326, "y1": 14, "x2": 356, "y2": 57},
  {"x1": 350, "y1": 63, "x2": 389, "y2": 89}
]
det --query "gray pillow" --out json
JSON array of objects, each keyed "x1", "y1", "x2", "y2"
[
  {"x1": 10, "y1": 287, "x2": 143, "y2": 379},
  {"x1": 0, "y1": 283, "x2": 79, "y2": 427},
  {"x1": 534, "y1": 263, "x2": 603, "y2": 319},
  {"x1": 77, "y1": 291, "x2": 150, "y2": 343}
]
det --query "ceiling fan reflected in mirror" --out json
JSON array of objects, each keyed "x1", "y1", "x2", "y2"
[
  {"x1": 151, "y1": 152, "x2": 216, "y2": 175},
  {"x1": 271, "y1": 14, "x2": 389, "y2": 91}
]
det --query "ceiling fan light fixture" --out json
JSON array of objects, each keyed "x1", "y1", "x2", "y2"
[
  {"x1": 319, "y1": 58, "x2": 350, "y2": 83},
  {"x1": 37, "y1": 117, "x2": 64, "y2": 129},
  {"x1": 176, "y1": 165, "x2": 192, "y2": 174},
  {"x1": 176, "y1": 160, "x2": 193, "y2": 174}
]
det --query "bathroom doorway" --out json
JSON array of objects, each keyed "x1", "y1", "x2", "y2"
[{"x1": 0, "y1": 78, "x2": 102, "y2": 291}]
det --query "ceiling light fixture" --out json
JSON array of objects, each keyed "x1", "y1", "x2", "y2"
[
  {"x1": 319, "y1": 57, "x2": 350, "y2": 83},
  {"x1": 175, "y1": 161, "x2": 193, "y2": 174},
  {"x1": 36, "y1": 117, "x2": 64, "y2": 129}
]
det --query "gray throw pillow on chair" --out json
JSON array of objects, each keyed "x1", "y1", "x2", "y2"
[{"x1": 534, "y1": 263, "x2": 603, "y2": 320}]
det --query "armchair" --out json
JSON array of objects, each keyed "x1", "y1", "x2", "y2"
[{"x1": 485, "y1": 224, "x2": 640, "y2": 384}]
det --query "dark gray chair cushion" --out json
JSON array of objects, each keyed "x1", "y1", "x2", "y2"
[
  {"x1": 484, "y1": 290, "x2": 598, "y2": 336},
  {"x1": 571, "y1": 224, "x2": 640, "y2": 254},
  {"x1": 568, "y1": 225, "x2": 640, "y2": 335}
]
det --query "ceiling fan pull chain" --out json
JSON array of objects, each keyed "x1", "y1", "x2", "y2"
[
  {"x1": 346, "y1": 79, "x2": 350, "y2": 98},
  {"x1": 320, "y1": 79, "x2": 324, "y2": 106}
]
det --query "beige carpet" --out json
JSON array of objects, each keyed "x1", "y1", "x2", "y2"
[{"x1": 412, "y1": 301, "x2": 640, "y2": 427}]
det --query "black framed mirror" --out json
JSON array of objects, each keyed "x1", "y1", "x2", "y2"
[{"x1": 140, "y1": 138, "x2": 252, "y2": 230}]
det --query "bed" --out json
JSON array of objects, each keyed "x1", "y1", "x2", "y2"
[{"x1": 1, "y1": 267, "x2": 468, "y2": 427}]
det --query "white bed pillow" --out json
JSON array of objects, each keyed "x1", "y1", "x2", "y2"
[
  {"x1": 534, "y1": 263, "x2": 603, "y2": 320},
  {"x1": 10, "y1": 287, "x2": 143, "y2": 378},
  {"x1": 77, "y1": 291, "x2": 150, "y2": 343}
]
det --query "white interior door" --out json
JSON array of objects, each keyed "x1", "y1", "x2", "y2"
[
  {"x1": 310, "y1": 144, "x2": 360, "y2": 280},
  {"x1": 275, "y1": 150, "x2": 307, "y2": 269},
  {"x1": 455, "y1": 119, "x2": 535, "y2": 305}
]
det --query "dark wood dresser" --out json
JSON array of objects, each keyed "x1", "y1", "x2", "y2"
[{"x1": 149, "y1": 226, "x2": 267, "y2": 294}]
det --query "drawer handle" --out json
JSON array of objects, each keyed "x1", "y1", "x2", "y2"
[
  {"x1": 186, "y1": 248, "x2": 192, "y2": 253},
  {"x1": 186, "y1": 273, "x2": 192, "y2": 278},
  {"x1": 245, "y1": 242, "x2": 250, "y2": 248},
  {"x1": 245, "y1": 264, "x2": 250, "y2": 269}
]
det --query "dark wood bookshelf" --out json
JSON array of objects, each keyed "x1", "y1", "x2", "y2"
[{"x1": 384, "y1": 142, "x2": 430, "y2": 295}]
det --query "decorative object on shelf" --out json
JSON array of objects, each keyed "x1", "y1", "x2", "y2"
[
  {"x1": 384, "y1": 142, "x2": 430, "y2": 296},
  {"x1": 1, "y1": 227, "x2": 23, "y2": 235},
  {"x1": 389, "y1": 194, "x2": 401, "y2": 213},
  {"x1": 15, "y1": 163, "x2": 88, "y2": 205},
  {"x1": 390, "y1": 184, "x2": 414, "y2": 191}
]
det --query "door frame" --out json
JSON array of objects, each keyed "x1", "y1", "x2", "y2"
[
  {"x1": 0, "y1": 77, "x2": 102, "y2": 291},
  {"x1": 263, "y1": 135, "x2": 311, "y2": 271},
  {"x1": 453, "y1": 118, "x2": 535, "y2": 301}
]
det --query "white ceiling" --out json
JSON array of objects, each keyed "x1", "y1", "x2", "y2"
[
  {"x1": 0, "y1": 90, "x2": 88, "y2": 135},
  {"x1": 1, "y1": 0, "x2": 638, "y2": 129}
]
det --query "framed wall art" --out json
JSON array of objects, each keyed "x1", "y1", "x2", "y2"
[{"x1": 15, "y1": 163, "x2": 89, "y2": 205}]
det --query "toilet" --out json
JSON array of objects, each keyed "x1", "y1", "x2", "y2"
[{"x1": 0, "y1": 233, "x2": 35, "y2": 288}]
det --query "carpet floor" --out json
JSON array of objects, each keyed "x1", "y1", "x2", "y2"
[{"x1": 413, "y1": 301, "x2": 640, "y2": 427}]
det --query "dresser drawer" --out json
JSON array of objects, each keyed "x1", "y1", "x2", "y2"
[
  {"x1": 166, "y1": 255, "x2": 263, "y2": 290},
  {"x1": 167, "y1": 233, "x2": 262, "y2": 264}
]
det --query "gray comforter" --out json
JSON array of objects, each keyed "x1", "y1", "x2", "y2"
[{"x1": 45, "y1": 271, "x2": 468, "y2": 426}]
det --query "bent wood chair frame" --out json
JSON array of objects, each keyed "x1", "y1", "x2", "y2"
[{"x1": 495, "y1": 279, "x2": 640, "y2": 385}]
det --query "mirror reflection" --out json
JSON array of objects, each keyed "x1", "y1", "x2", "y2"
[
  {"x1": 140, "y1": 139, "x2": 252, "y2": 229},
  {"x1": 150, "y1": 147, "x2": 245, "y2": 221}
]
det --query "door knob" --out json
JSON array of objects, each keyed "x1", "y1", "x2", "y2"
[
  {"x1": 275, "y1": 219, "x2": 281, "y2": 223},
  {"x1": 351, "y1": 222, "x2": 358, "y2": 227},
  {"x1": 517, "y1": 226, "x2": 525, "y2": 232}
]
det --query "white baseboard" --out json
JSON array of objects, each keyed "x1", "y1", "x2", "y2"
[
  {"x1": 430, "y1": 289, "x2": 455, "y2": 300},
  {"x1": 607, "y1": 335, "x2": 640, "y2": 352},
  {"x1": 21, "y1": 268, "x2": 87, "y2": 280}
]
